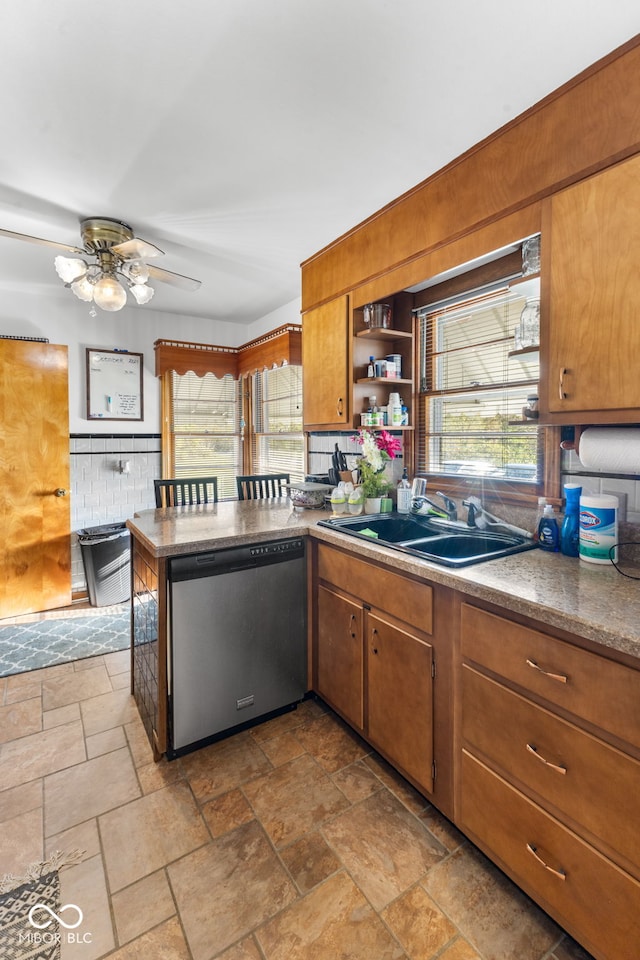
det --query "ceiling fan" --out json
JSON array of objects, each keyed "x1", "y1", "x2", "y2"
[{"x1": 0, "y1": 216, "x2": 202, "y2": 312}]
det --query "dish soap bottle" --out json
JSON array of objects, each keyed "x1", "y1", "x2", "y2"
[
  {"x1": 561, "y1": 483, "x2": 582, "y2": 556},
  {"x1": 397, "y1": 467, "x2": 411, "y2": 514},
  {"x1": 537, "y1": 504, "x2": 559, "y2": 552}
]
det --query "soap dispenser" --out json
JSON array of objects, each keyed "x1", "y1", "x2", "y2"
[{"x1": 537, "y1": 504, "x2": 559, "y2": 552}]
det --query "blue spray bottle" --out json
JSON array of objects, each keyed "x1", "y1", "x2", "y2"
[{"x1": 561, "y1": 483, "x2": 582, "y2": 557}]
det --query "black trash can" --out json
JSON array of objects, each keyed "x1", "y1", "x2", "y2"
[{"x1": 77, "y1": 522, "x2": 131, "y2": 606}]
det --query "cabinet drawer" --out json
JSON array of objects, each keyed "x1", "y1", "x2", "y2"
[
  {"x1": 462, "y1": 666, "x2": 640, "y2": 872},
  {"x1": 461, "y1": 603, "x2": 640, "y2": 748},
  {"x1": 461, "y1": 751, "x2": 640, "y2": 960},
  {"x1": 317, "y1": 543, "x2": 433, "y2": 634}
]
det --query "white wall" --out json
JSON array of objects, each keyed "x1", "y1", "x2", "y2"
[{"x1": 0, "y1": 286, "x2": 301, "y2": 433}]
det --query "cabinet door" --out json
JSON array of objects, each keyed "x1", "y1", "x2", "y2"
[
  {"x1": 302, "y1": 296, "x2": 350, "y2": 428},
  {"x1": 316, "y1": 584, "x2": 364, "y2": 730},
  {"x1": 366, "y1": 609, "x2": 434, "y2": 793},
  {"x1": 546, "y1": 154, "x2": 640, "y2": 416}
]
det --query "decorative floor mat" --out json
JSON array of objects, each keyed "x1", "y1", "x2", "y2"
[{"x1": 0, "y1": 610, "x2": 130, "y2": 677}]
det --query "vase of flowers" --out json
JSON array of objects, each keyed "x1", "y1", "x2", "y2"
[{"x1": 352, "y1": 428, "x2": 402, "y2": 513}]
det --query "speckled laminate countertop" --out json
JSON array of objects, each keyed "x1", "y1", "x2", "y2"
[{"x1": 127, "y1": 500, "x2": 640, "y2": 661}]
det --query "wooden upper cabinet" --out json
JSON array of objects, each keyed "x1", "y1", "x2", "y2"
[
  {"x1": 302, "y1": 295, "x2": 350, "y2": 429},
  {"x1": 543, "y1": 153, "x2": 640, "y2": 422}
]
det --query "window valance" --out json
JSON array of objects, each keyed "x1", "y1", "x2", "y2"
[{"x1": 154, "y1": 324, "x2": 302, "y2": 379}]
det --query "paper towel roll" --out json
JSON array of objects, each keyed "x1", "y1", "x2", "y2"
[{"x1": 578, "y1": 427, "x2": 640, "y2": 474}]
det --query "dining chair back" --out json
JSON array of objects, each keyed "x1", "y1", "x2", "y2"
[
  {"x1": 236, "y1": 473, "x2": 290, "y2": 501},
  {"x1": 154, "y1": 477, "x2": 219, "y2": 508}
]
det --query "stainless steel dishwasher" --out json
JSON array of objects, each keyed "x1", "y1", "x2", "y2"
[{"x1": 167, "y1": 537, "x2": 307, "y2": 757}]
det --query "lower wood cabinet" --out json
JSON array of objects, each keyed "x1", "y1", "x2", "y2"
[
  {"x1": 459, "y1": 601, "x2": 640, "y2": 960},
  {"x1": 313, "y1": 542, "x2": 448, "y2": 807}
]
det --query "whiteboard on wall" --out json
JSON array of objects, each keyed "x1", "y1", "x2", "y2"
[{"x1": 86, "y1": 349, "x2": 144, "y2": 420}]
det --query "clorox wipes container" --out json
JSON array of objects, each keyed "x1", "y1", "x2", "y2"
[{"x1": 579, "y1": 494, "x2": 619, "y2": 564}]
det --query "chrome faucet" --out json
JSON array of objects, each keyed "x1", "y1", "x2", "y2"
[{"x1": 411, "y1": 491, "x2": 458, "y2": 519}]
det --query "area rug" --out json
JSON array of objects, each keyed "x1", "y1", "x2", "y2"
[
  {"x1": 0, "y1": 851, "x2": 84, "y2": 960},
  {"x1": 0, "y1": 610, "x2": 130, "y2": 677}
]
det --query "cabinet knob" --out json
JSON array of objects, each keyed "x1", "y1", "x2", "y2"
[{"x1": 54, "y1": 488, "x2": 68, "y2": 497}]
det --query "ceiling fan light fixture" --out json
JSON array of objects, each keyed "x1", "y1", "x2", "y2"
[
  {"x1": 92, "y1": 274, "x2": 127, "y2": 311},
  {"x1": 70, "y1": 275, "x2": 95, "y2": 302},
  {"x1": 130, "y1": 282, "x2": 154, "y2": 305},
  {"x1": 54, "y1": 255, "x2": 87, "y2": 283}
]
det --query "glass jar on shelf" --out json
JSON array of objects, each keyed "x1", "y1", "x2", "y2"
[{"x1": 519, "y1": 298, "x2": 540, "y2": 347}]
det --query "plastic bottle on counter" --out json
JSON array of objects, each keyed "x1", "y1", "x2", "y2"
[
  {"x1": 560, "y1": 483, "x2": 582, "y2": 557},
  {"x1": 397, "y1": 468, "x2": 411, "y2": 514},
  {"x1": 537, "y1": 504, "x2": 559, "y2": 552}
]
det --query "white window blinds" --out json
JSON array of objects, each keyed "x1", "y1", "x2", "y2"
[
  {"x1": 250, "y1": 365, "x2": 304, "y2": 482},
  {"x1": 417, "y1": 279, "x2": 541, "y2": 483},
  {"x1": 171, "y1": 371, "x2": 243, "y2": 500}
]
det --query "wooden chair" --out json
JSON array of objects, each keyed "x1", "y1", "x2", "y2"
[
  {"x1": 236, "y1": 473, "x2": 290, "y2": 501},
  {"x1": 154, "y1": 477, "x2": 218, "y2": 508}
]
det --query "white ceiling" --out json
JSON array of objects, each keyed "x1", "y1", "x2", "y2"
[{"x1": 0, "y1": 1, "x2": 638, "y2": 326}]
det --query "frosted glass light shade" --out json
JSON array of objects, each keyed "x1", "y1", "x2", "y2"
[
  {"x1": 71, "y1": 276, "x2": 95, "y2": 301},
  {"x1": 130, "y1": 283, "x2": 154, "y2": 304},
  {"x1": 54, "y1": 256, "x2": 87, "y2": 283},
  {"x1": 93, "y1": 275, "x2": 127, "y2": 311},
  {"x1": 122, "y1": 259, "x2": 149, "y2": 283}
]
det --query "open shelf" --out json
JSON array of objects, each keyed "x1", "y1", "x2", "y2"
[
  {"x1": 356, "y1": 377, "x2": 412, "y2": 385},
  {"x1": 356, "y1": 328, "x2": 413, "y2": 341}
]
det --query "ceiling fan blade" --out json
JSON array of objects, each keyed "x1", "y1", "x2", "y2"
[
  {"x1": 111, "y1": 237, "x2": 164, "y2": 260},
  {"x1": 0, "y1": 227, "x2": 85, "y2": 256},
  {"x1": 147, "y1": 264, "x2": 202, "y2": 291}
]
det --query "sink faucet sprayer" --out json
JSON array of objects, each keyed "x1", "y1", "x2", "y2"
[{"x1": 463, "y1": 496, "x2": 533, "y2": 539}]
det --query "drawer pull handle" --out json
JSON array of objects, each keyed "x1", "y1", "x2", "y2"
[
  {"x1": 526, "y1": 842, "x2": 566, "y2": 881},
  {"x1": 525, "y1": 658, "x2": 568, "y2": 684},
  {"x1": 526, "y1": 743, "x2": 567, "y2": 775}
]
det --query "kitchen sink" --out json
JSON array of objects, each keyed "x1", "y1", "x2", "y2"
[{"x1": 317, "y1": 512, "x2": 537, "y2": 567}]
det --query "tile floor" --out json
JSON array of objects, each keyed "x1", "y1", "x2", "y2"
[{"x1": 0, "y1": 651, "x2": 596, "y2": 960}]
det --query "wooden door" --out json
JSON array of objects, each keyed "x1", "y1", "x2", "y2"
[
  {"x1": 302, "y1": 296, "x2": 350, "y2": 428},
  {"x1": 0, "y1": 340, "x2": 71, "y2": 617},
  {"x1": 316, "y1": 583, "x2": 364, "y2": 730},
  {"x1": 365, "y1": 608, "x2": 434, "y2": 793},
  {"x1": 546, "y1": 154, "x2": 640, "y2": 418}
]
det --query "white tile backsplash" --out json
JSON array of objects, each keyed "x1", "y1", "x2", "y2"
[{"x1": 70, "y1": 435, "x2": 161, "y2": 593}]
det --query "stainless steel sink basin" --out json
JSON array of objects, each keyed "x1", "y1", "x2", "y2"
[{"x1": 317, "y1": 512, "x2": 537, "y2": 567}]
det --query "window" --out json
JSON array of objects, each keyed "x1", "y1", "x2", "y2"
[
  {"x1": 171, "y1": 371, "x2": 243, "y2": 500},
  {"x1": 417, "y1": 278, "x2": 541, "y2": 488},
  {"x1": 250, "y1": 365, "x2": 304, "y2": 482}
]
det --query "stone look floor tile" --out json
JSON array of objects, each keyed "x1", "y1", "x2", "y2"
[
  {"x1": 42, "y1": 665, "x2": 113, "y2": 711},
  {"x1": 382, "y1": 884, "x2": 457, "y2": 960},
  {"x1": 168, "y1": 819, "x2": 297, "y2": 960},
  {"x1": 79, "y1": 687, "x2": 141, "y2": 737},
  {"x1": 216, "y1": 937, "x2": 263, "y2": 960},
  {"x1": 124, "y1": 717, "x2": 156, "y2": 768},
  {"x1": 257, "y1": 730, "x2": 306, "y2": 766},
  {"x1": 423, "y1": 845, "x2": 562, "y2": 960},
  {"x1": 0, "y1": 719, "x2": 86, "y2": 790},
  {"x1": 279, "y1": 830, "x2": 341, "y2": 894},
  {"x1": 99, "y1": 779, "x2": 209, "y2": 892},
  {"x1": 294, "y1": 713, "x2": 370, "y2": 773},
  {"x1": 0, "y1": 696, "x2": 42, "y2": 743},
  {"x1": 44, "y1": 745, "x2": 141, "y2": 836},
  {"x1": 418, "y1": 805, "x2": 466, "y2": 853},
  {"x1": 256, "y1": 870, "x2": 407, "y2": 960},
  {"x1": 439, "y1": 939, "x2": 483, "y2": 960},
  {"x1": 111, "y1": 869, "x2": 176, "y2": 946},
  {"x1": 322, "y1": 788, "x2": 447, "y2": 911},
  {"x1": 97, "y1": 916, "x2": 190, "y2": 959},
  {"x1": 0, "y1": 806, "x2": 43, "y2": 876},
  {"x1": 104, "y1": 649, "x2": 131, "y2": 676},
  {"x1": 86, "y1": 725, "x2": 127, "y2": 758},
  {"x1": 201, "y1": 787, "x2": 254, "y2": 837},
  {"x1": 136, "y1": 756, "x2": 184, "y2": 795},
  {"x1": 59, "y1": 852, "x2": 115, "y2": 960},
  {"x1": 331, "y1": 757, "x2": 383, "y2": 802},
  {"x1": 181, "y1": 732, "x2": 274, "y2": 804},
  {"x1": 43, "y1": 702, "x2": 81, "y2": 729},
  {"x1": 0, "y1": 778, "x2": 42, "y2": 821},
  {"x1": 46, "y1": 818, "x2": 102, "y2": 863},
  {"x1": 242, "y1": 753, "x2": 350, "y2": 848}
]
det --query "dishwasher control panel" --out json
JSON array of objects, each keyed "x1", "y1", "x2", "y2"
[{"x1": 250, "y1": 539, "x2": 304, "y2": 557}]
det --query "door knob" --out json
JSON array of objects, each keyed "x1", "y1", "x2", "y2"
[{"x1": 54, "y1": 488, "x2": 68, "y2": 497}]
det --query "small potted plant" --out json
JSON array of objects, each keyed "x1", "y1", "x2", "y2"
[{"x1": 353, "y1": 429, "x2": 402, "y2": 513}]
